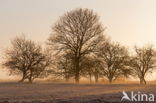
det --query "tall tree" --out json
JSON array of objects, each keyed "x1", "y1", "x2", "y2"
[
  {"x1": 4, "y1": 36, "x2": 51, "y2": 83},
  {"x1": 131, "y1": 46, "x2": 156, "y2": 84},
  {"x1": 97, "y1": 41, "x2": 132, "y2": 83},
  {"x1": 48, "y1": 8, "x2": 105, "y2": 83}
]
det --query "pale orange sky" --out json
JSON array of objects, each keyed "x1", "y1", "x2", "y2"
[{"x1": 0, "y1": 0, "x2": 156, "y2": 80}]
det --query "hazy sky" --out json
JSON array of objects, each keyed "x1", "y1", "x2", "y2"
[{"x1": 0, "y1": 0, "x2": 156, "y2": 80}]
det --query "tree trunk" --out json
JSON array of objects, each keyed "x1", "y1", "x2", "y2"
[
  {"x1": 28, "y1": 77, "x2": 33, "y2": 83},
  {"x1": 28, "y1": 72, "x2": 33, "y2": 83},
  {"x1": 143, "y1": 78, "x2": 146, "y2": 84},
  {"x1": 19, "y1": 72, "x2": 26, "y2": 83},
  {"x1": 89, "y1": 74, "x2": 92, "y2": 83},
  {"x1": 75, "y1": 72, "x2": 80, "y2": 83},
  {"x1": 108, "y1": 78, "x2": 113, "y2": 83},
  {"x1": 140, "y1": 77, "x2": 146, "y2": 84},
  {"x1": 94, "y1": 75, "x2": 99, "y2": 83},
  {"x1": 140, "y1": 78, "x2": 143, "y2": 84},
  {"x1": 74, "y1": 57, "x2": 80, "y2": 83}
]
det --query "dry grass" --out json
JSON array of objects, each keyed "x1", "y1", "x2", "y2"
[{"x1": 0, "y1": 82, "x2": 155, "y2": 103}]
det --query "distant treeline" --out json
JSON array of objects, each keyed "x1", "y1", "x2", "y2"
[{"x1": 2, "y1": 8, "x2": 156, "y2": 84}]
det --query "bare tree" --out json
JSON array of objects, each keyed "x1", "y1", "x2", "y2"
[
  {"x1": 81, "y1": 56, "x2": 95, "y2": 83},
  {"x1": 48, "y1": 8, "x2": 105, "y2": 83},
  {"x1": 97, "y1": 41, "x2": 132, "y2": 83},
  {"x1": 131, "y1": 45, "x2": 156, "y2": 84},
  {"x1": 92, "y1": 58, "x2": 102, "y2": 83},
  {"x1": 82, "y1": 56, "x2": 102, "y2": 83},
  {"x1": 4, "y1": 36, "x2": 51, "y2": 83},
  {"x1": 52, "y1": 52, "x2": 74, "y2": 82}
]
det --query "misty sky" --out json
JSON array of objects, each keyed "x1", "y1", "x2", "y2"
[{"x1": 0, "y1": 0, "x2": 156, "y2": 80}]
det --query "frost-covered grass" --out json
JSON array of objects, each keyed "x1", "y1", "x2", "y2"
[{"x1": 0, "y1": 82, "x2": 155, "y2": 103}]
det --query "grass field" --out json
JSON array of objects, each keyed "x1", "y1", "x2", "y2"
[{"x1": 0, "y1": 82, "x2": 155, "y2": 103}]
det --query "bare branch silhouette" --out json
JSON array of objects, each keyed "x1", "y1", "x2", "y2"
[
  {"x1": 130, "y1": 45, "x2": 156, "y2": 84},
  {"x1": 48, "y1": 8, "x2": 105, "y2": 83},
  {"x1": 4, "y1": 35, "x2": 52, "y2": 83},
  {"x1": 96, "y1": 41, "x2": 132, "y2": 83}
]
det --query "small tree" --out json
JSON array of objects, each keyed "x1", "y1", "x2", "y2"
[
  {"x1": 53, "y1": 52, "x2": 74, "y2": 82},
  {"x1": 4, "y1": 36, "x2": 51, "y2": 83},
  {"x1": 48, "y1": 8, "x2": 105, "y2": 83},
  {"x1": 82, "y1": 56, "x2": 102, "y2": 83},
  {"x1": 92, "y1": 58, "x2": 102, "y2": 83},
  {"x1": 81, "y1": 56, "x2": 95, "y2": 83},
  {"x1": 131, "y1": 45, "x2": 156, "y2": 84},
  {"x1": 97, "y1": 41, "x2": 132, "y2": 83}
]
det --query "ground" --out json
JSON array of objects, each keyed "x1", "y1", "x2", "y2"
[{"x1": 0, "y1": 82, "x2": 155, "y2": 103}]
